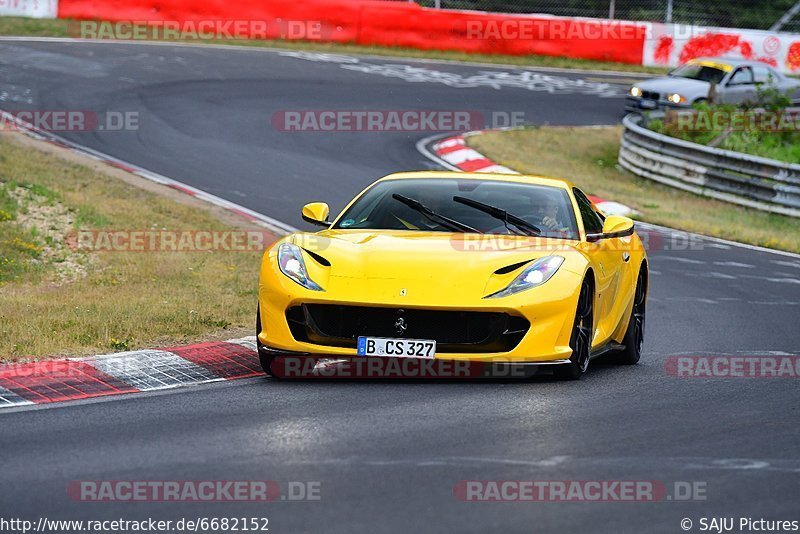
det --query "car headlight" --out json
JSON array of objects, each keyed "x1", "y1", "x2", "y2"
[
  {"x1": 630, "y1": 86, "x2": 642, "y2": 97},
  {"x1": 667, "y1": 93, "x2": 687, "y2": 104},
  {"x1": 277, "y1": 243, "x2": 323, "y2": 291},
  {"x1": 485, "y1": 255, "x2": 565, "y2": 298}
]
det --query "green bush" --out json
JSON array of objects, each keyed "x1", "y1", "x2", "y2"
[{"x1": 644, "y1": 86, "x2": 800, "y2": 164}]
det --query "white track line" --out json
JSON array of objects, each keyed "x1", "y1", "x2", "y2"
[
  {"x1": 0, "y1": 110, "x2": 297, "y2": 235},
  {"x1": 0, "y1": 36, "x2": 657, "y2": 78}
]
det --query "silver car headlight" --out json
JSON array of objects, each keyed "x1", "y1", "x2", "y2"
[
  {"x1": 485, "y1": 255, "x2": 565, "y2": 298},
  {"x1": 630, "y1": 86, "x2": 642, "y2": 97},
  {"x1": 667, "y1": 93, "x2": 687, "y2": 104},
  {"x1": 277, "y1": 243, "x2": 323, "y2": 291}
]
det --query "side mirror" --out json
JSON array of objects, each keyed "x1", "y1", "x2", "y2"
[
  {"x1": 587, "y1": 216, "x2": 634, "y2": 241},
  {"x1": 301, "y1": 202, "x2": 331, "y2": 227}
]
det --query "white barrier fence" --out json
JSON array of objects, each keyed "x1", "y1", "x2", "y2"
[
  {"x1": 0, "y1": 0, "x2": 58, "y2": 18},
  {"x1": 642, "y1": 22, "x2": 800, "y2": 75}
]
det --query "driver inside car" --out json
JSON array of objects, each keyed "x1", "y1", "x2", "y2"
[{"x1": 531, "y1": 196, "x2": 565, "y2": 232}]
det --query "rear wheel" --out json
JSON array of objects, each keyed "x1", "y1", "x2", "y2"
[
  {"x1": 256, "y1": 305, "x2": 275, "y2": 376},
  {"x1": 554, "y1": 279, "x2": 593, "y2": 380},
  {"x1": 614, "y1": 266, "x2": 647, "y2": 365}
]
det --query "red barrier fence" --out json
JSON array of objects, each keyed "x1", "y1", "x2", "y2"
[
  {"x1": 55, "y1": 0, "x2": 800, "y2": 71},
  {"x1": 57, "y1": 0, "x2": 646, "y2": 64}
]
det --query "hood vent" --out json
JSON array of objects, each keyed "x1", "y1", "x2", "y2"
[
  {"x1": 494, "y1": 260, "x2": 532, "y2": 275},
  {"x1": 303, "y1": 248, "x2": 331, "y2": 267}
]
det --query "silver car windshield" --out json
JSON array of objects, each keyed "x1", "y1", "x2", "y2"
[{"x1": 671, "y1": 64, "x2": 727, "y2": 84}]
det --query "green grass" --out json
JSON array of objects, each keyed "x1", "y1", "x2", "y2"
[
  {"x1": 0, "y1": 133, "x2": 274, "y2": 360},
  {"x1": 647, "y1": 89, "x2": 800, "y2": 163},
  {"x1": 0, "y1": 182, "x2": 19, "y2": 219},
  {"x1": 722, "y1": 131, "x2": 800, "y2": 163},
  {"x1": 469, "y1": 126, "x2": 800, "y2": 253},
  {"x1": 0, "y1": 16, "x2": 669, "y2": 74},
  {"x1": 0, "y1": 180, "x2": 46, "y2": 284},
  {"x1": 0, "y1": 222, "x2": 44, "y2": 284},
  {"x1": 649, "y1": 115, "x2": 800, "y2": 164},
  {"x1": 75, "y1": 204, "x2": 110, "y2": 227}
]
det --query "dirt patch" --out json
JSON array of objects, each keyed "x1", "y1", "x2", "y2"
[{"x1": 6, "y1": 184, "x2": 93, "y2": 284}]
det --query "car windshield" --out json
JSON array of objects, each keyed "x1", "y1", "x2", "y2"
[
  {"x1": 670, "y1": 63, "x2": 728, "y2": 84},
  {"x1": 333, "y1": 178, "x2": 580, "y2": 239}
]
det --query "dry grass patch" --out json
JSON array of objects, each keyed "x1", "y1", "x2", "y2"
[
  {"x1": 0, "y1": 133, "x2": 274, "y2": 361},
  {"x1": 468, "y1": 126, "x2": 800, "y2": 253}
]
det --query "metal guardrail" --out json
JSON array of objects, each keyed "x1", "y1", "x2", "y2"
[{"x1": 618, "y1": 113, "x2": 800, "y2": 218}]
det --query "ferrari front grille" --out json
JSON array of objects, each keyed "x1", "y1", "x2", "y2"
[{"x1": 286, "y1": 304, "x2": 529, "y2": 353}]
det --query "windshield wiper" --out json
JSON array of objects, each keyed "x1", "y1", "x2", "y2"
[
  {"x1": 453, "y1": 196, "x2": 541, "y2": 236},
  {"x1": 392, "y1": 194, "x2": 481, "y2": 234}
]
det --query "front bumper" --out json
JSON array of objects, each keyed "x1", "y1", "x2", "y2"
[
  {"x1": 257, "y1": 265, "x2": 584, "y2": 364},
  {"x1": 625, "y1": 96, "x2": 691, "y2": 112}
]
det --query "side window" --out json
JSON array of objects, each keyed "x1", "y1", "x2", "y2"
[
  {"x1": 729, "y1": 67, "x2": 754, "y2": 85},
  {"x1": 573, "y1": 188, "x2": 603, "y2": 235},
  {"x1": 753, "y1": 65, "x2": 776, "y2": 84}
]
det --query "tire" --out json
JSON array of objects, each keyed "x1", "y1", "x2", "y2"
[
  {"x1": 256, "y1": 305, "x2": 275, "y2": 376},
  {"x1": 613, "y1": 266, "x2": 647, "y2": 365},
  {"x1": 554, "y1": 278, "x2": 594, "y2": 380}
]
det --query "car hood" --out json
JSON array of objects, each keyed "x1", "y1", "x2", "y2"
[
  {"x1": 297, "y1": 230, "x2": 584, "y2": 275},
  {"x1": 284, "y1": 230, "x2": 587, "y2": 301},
  {"x1": 636, "y1": 76, "x2": 710, "y2": 98}
]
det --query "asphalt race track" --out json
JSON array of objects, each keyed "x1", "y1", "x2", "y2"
[{"x1": 1, "y1": 40, "x2": 799, "y2": 533}]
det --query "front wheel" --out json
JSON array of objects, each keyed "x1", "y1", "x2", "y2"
[
  {"x1": 554, "y1": 278, "x2": 593, "y2": 380},
  {"x1": 613, "y1": 266, "x2": 647, "y2": 365},
  {"x1": 256, "y1": 305, "x2": 275, "y2": 376}
]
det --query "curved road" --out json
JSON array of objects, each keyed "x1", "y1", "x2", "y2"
[{"x1": 1, "y1": 40, "x2": 799, "y2": 533}]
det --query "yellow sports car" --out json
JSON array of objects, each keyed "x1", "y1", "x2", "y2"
[{"x1": 257, "y1": 171, "x2": 647, "y2": 380}]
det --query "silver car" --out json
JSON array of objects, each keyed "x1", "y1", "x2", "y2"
[{"x1": 626, "y1": 57, "x2": 800, "y2": 111}]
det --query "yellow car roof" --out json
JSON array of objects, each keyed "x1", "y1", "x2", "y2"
[
  {"x1": 376, "y1": 171, "x2": 576, "y2": 190},
  {"x1": 686, "y1": 58, "x2": 734, "y2": 72}
]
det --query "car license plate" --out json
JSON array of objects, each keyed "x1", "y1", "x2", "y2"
[
  {"x1": 357, "y1": 336, "x2": 436, "y2": 359},
  {"x1": 640, "y1": 99, "x2": 657, "y2": 109}
]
